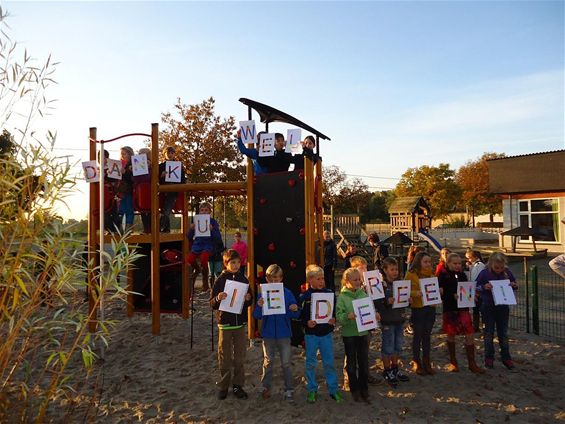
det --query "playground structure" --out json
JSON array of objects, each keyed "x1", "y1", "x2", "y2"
[{"x1": 87, "y1": 99, "x2": 329, "y2": 338}]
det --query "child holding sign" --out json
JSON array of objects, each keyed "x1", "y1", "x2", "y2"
[
  {"x1": 299, "y1": 265, "x2": 343, "y2": 404},
  {"x1": 188, "y1": 202, "x2": 222, "y2": 292},
  {"x1": 116, "y1": 146, "x2": 134, "y2": 232},
  {"x1": 405, "y1": 252, "x2": 437, "y2": 375},
  {"x1": 375, "y1": 257, "x2": 410, "y2": 386},
  {"x1": 252, "y1": 265, "x2": 301, "y2": 401},
  {"x1": 476, "y1": 252, "x2": 518, "y2": 370},
  {"x1": 438, "y1": 253, "x2": 484, "y2": 374},
  {"x1": 336, "y1": 268, "x2": 372, "y2": 403},
  {"x1": 209, "y1": 249, "x2": 253, "y2": 400}
]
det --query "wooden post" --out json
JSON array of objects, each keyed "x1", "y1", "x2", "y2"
[
  {"x1": 88, "y1": 127, "x2": 98, "y2": 332},
  {"x1": 246, "y1": 153, "x2": 256, "y2": 340},
  {"x1": 316, "y1": 160, "x2": 324, "y2": 266},
  {"x1": 182, "y1": 191, "x2": 190, "y2": 319},
  {"x1": 150, "y1": 123, "x2": 161, "y2": 335}
]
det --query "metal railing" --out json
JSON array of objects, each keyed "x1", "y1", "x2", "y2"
[{"x1": 509, "y1": 265, "x2": 565, "y2": 343}]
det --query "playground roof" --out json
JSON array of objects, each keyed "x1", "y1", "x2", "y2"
[
  {"x1": 382, "y1": 231, "x2": 413, "y2": 245},
  {"x1": 389, "y1": 196, "x2": 429, "y2": 214},
  {"x1": 239, "y1": 98, "x2": 331, "y2": 141},
  {"x1": 501, "y1": 225, "x2": 543, "y2": 237}
]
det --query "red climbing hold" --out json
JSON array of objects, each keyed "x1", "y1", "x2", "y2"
[
  {"x1": 268, "y1": 242, "x2": 276, "y2": 252},
  {"x1": 288, "y1": 179, "x2": 296, "y2": 188},
  {"x1": 299, "y1": 227, "x2": 306, "y2": 236}
]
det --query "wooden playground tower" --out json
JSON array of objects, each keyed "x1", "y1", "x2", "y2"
[{"x1": 87, "y1": 99, "x2": 329, "y2": 337}]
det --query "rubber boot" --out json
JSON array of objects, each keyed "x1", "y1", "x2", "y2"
[
  {"x1": 447, "y1": 341, "x2": 459, "y2": 372},
  {"x1": 411, "y1": 359, "x2": 427, "y2": 375},
  {"x1": 422, "y1": 357, "x2": 435, "y2": 375},
  {"x1": 465, "y1": 344, "x2": 485, "y2": 374}
]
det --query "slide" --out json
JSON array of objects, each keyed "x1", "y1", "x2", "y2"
[{"x1": 418, "y1": 230, "x2": 442, "y2": 253}]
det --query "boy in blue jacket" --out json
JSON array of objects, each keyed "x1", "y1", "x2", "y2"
[
  {"x1": 253, "y1": 264, "x2": 300, "y2": 401},
  {"x1": 299, "y1": 265, "x2": 343, "y2": 403}
]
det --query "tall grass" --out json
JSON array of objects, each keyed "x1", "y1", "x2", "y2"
[{"x1": 0, "y1": 9, "x2": 139, "y2": 422}]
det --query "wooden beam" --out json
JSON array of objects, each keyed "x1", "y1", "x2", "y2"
[
  {"x1": 246, "y1": 148, "x2": 256, "y2": 340},
  {"x1": 150, "y1": 123, "x2": 161, "y2": 335},
  {"x1": 88, "y1": 127, "x2": 98, "y2": 333},
  {"x1": 159, "y1": 181, "x2": 247, "y2": 193}
]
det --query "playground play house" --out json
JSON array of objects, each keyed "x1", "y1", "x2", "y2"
[{"x1": 86, "y1": 98, "x2": 329, "y2": 337}]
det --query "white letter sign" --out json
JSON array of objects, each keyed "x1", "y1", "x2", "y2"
[
  {"x1": 239, "y1": 120, "x2": 256, "y2": 144},
  {"x1": 258, "y1": 133, "x2": 275, "y2": 157},
  {"x1": 194, "y1": 214, "x2": 211, "y2": 238},
  {"x1": 457, "y1": 281, "x2": 476, "y2": 308},
  {"x1": 491, "y1": 280, "x2": 517, "y2": 306},
  {"x1": 310, "y1": 292, "x2": 334, "y2": 324},
  {"x1": 261, "y1": 283, "x2": 286, "y2": 316},
  {"x1": 352, "y1": 297, "x2": 378, "y2": 332},
  {"x1": 107, "y1": 159, "x2": 122, "y2": 180},
  {"x1": 132, "y1": 154, "x2": 149, "y2": 176},
  {"x1": 364, "y1": 270, "x2": 385, "y2": 300},
  {"x1": 392, "y1": 280, "x2": 411, "y2": 308},
  {"x1": 419, "y1": 277, "x2": 442, "y2": 306},
  {"x1": 286, "y1": 128, "x2": 302, "y2": 153},
  {"x1": 219, "y1": 280, "x2": 248, "y2": 314},
  {"x1": 165, "y1": 160, "x2": 182, "y2": 183},
  {"x1": 82, "y1": 160, "x2": 99, "y2": 183}
]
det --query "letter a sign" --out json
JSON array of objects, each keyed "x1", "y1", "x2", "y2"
[{"x1": 310, "y1": 292, "x2": 334, "y2": 324}]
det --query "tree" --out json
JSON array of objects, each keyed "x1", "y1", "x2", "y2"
[
  {"x1": 322, "y1": 165, "x2": 347, "y2": 210},
  {"x1": 456, "y1": 152, "x2": 505, "y2": 226},
  {"x1": 160, "y1": 97, "x2": 245, "y2": 184},
  {"x1": 394, "y1": 163, "x2": 462, "y2": 218},
  {"x1": 366, "y1": 191, "x2": 393, "y2": 223}
]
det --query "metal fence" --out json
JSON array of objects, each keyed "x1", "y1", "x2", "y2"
[{"x1": 509, "y1": 264, "x2": 565, "y2": 343}]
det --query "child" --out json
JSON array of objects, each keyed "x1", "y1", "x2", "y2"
[
  {"x1": 257, "y1": 133, "x2": 293, "y2": 173},
  {"x1": 322, "y1": 230, "x2": 338, "y2": 293},
  {"x1": 187, "y1": 202, "x2": 222, "y2": 292},
  {"x1": 375, "y1": 257, "x2": 410, "y2": 386},
  {"x1": 299, "y1": 264, "x2": 343, "y2": 403},
  {"x1": 132, "y1": 147, "x2": 152, "y2": 233},
  {"x1": 336, "y1": 268, "x2": 370, "y2": 403},
  {"x1": 406, "y1": 252, "x2": 436, "y2": 375},
  {"x1": 466, "y1": 249, "x2": 486, "y2": 331},
  {"x1": 236, "y1": 130, "x2": 267, "y2": 175},
  {"x1": 209, "y1": 249, "x2": 253, "y2": 400},
  {"x1": 231, "y1": 231, "x2": 248, "y2": 274},
  {"x1": 349, "y1": 255, "x2": 381, "y2": 386},
  {"x1": 252, "y1": 264, "x2": 300, "y2": 401},
  {"x1": 292, "y1": 135, "x2": 319, "y2": 170},
  {"x1": 117, "y1": 146, "x2": 134, "y2": 232},
  {"x1": 476, "y1": 252, "x2": 518, "y2": 370},
  {"x1": 435, "y1": 247, "x2": 451, "y2": 277},
  {"x1": 158, "y1": 146, "x2": 186, "y2": 232},
  {"x1": 438, "y1": 253, "x2": 484, "y2": 374}
]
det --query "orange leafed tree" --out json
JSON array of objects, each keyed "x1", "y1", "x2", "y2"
[
  {"x1": 160, "y1": 97, "x2": 245, "y2": 184},
  {"x1": 456, "y1": 152, "x2": 505, "y2": 225}
]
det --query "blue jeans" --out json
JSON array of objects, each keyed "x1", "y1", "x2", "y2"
[
  {"x1": 481, "y1": 303, "x2": 511, "y2": 361},
  {"x1": 305, "y1": 333, "x2": 338, "y2": 394},
  {"x1": 381, "y1": 323, "x2": 404, "y2": 357},
  {"x1": 208, "y1": 260, "x2": 223, "y2": 278},
  {"x1": 261, "y1": 338, "x2": 293, "y2": 391},
  {"x1": 118, "y1": 193, "x2": 134, "y2": 225}
]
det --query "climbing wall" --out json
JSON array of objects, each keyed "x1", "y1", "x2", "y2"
[{"x1": 253, "y1": 170, "x2": 306, "y2": 296}]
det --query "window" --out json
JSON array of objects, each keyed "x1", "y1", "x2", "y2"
[{"x1": 518, "y1": 198, "x2": 560, "y2": 242}]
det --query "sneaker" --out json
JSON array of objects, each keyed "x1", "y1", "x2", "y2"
[
  {"x1": 502, "y1": 359, "x2": 515, "y2": 370},
  {"x1": 232, "y1": 385, "x2": 248, "y2": 400},
  {"x1": 383, "y1": 369, "x2": 398, "y2": 387},
  {"x1": 330, "y1": 392, "x2": 344, "y2": 403},
  {"x1": 261, "y1": 388, "x2": 271, "y2": 399},
  {"x1": 306, "y1": 391, "x2": 317, "y2": 404},
  {"x1": 284, "y1": 390, "x2": 294, "y2": 401},
  {"x1": 393, "y1": 367, "x2": 410, "y2": 382},
  {"x1": 217, "y1": 389, "x2": 228, "y2": 400},
  {"x1": 485, "y1": 358, "x2": 494, "y2": 369}
]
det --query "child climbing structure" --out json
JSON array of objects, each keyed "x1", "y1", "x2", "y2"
[{"x1": 86, "y1": 98, "x2": 330, "y2": 338}]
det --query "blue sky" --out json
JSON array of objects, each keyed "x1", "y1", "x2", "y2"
[{"x1": 4, "y1": 1, "x2": 564, "y2": 219}]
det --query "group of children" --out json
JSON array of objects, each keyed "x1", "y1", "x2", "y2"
[
  {"x1": 208, "y1": 244, "x2": 519, "y2": 404},
  {"x1": 100, "y1": 145, "x2": 185, "y2": 234}
]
